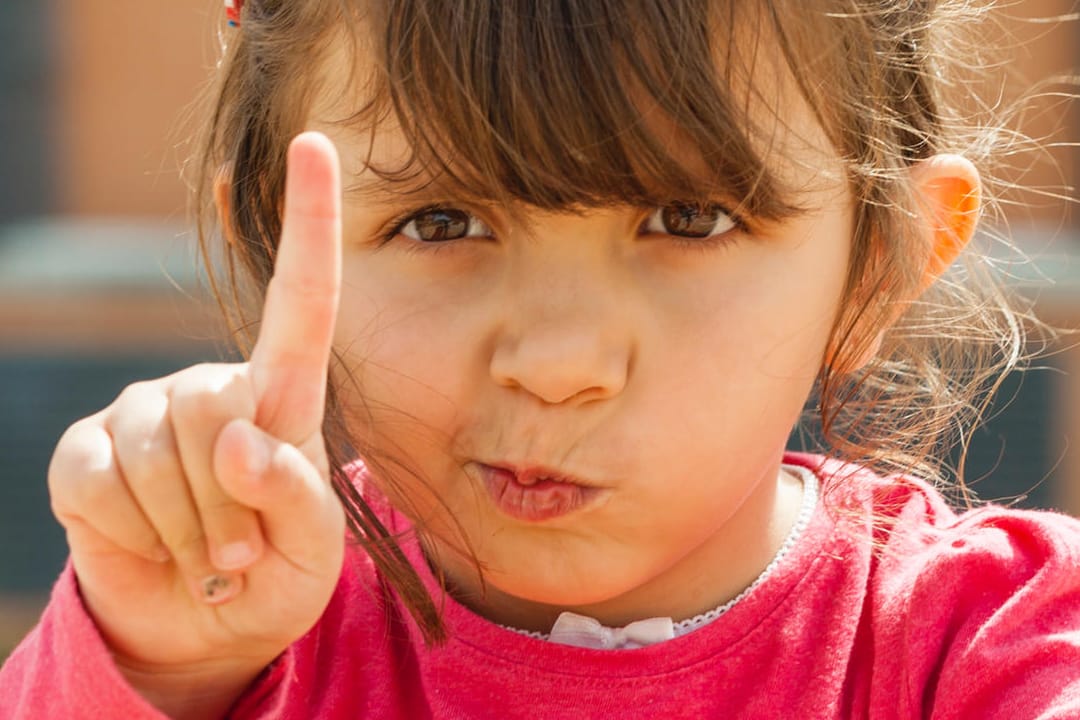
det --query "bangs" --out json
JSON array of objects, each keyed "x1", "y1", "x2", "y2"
[{"x1": 343, "y1": 0, "x2": 809, "y2": 218}]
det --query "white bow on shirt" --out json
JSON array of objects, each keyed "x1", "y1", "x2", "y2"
[{"x1": 547, "y1": 611, "x2": 675, "y2": 650}]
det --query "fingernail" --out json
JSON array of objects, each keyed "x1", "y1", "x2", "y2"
[
  {"x1": 201, "y1": 574, "x2": 235, "y2": 604},
  {"x1": 151, "y1": 544, "x2": 172, "y2": 563},
  {"x1": 215, "y1": 541, "x2": 255, "y2": 570}
]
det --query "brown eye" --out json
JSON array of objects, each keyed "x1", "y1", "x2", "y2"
[
  {"x1": 643, "y1": 203, "x2": 736, "y2": 239},
  {"x1": 399, "y1": 207, "x2": 489, "y2": 242}
]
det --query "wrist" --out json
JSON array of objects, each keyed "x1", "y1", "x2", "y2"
[{"x1": 114, "y1": 653, "x2": 276, "y2": 720}]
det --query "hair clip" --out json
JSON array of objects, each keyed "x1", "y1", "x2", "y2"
[{"x1": 226, "y1": 0, "x2": 243, "y2": 27}]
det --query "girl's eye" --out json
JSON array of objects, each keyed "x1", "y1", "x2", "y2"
[
  {"x1": 396, "y1": 207, "x2": 491, "y2": 242},
  {"x1": 642, "y1": 203, "x2": 737, "y2": 239}
]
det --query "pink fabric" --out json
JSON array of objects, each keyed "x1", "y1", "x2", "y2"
[{"x1": 3, "y1": 453, "x2": 1080, "y2": 719}]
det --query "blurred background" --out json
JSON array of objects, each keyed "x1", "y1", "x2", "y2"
[{"x1": 0, "y1": 1, "x2": 1078, "y2": 662}]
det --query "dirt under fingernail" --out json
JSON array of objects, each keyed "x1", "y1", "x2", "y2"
[{"x1": 201, "y1": 574, "x2": 233, "y2": 602}]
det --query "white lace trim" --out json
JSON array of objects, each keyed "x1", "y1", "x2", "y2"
[
  {"x1": 500, "y1": 464, "x2": 820, "y2": 642},
  {"x1": 671, "y1": 465, "x2": 818, "y2": 636}
]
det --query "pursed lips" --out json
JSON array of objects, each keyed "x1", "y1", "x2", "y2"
[
  {"x1": 470, "y1": 461, "x2": 607, "y2": 522},
  {"x1": 480, "y1": 461, "x2": 596, "y2": 487}
]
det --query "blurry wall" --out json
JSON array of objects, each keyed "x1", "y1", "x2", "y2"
[
  {"x1": 990, "y1": 0, "x2": 1079, "y2": 230},
  {"x1": 0, "y1": 0, "x2": 1078, "y2": 662},
  {"x1": 52, "y1": 1, "x2": 212, "y2": 217},
  {"x1": 0, "y1": 4, "x2": 52, "y2": 223},
  {"x1": 0, "y1": 0, "x2": 219, "y2": 660},
  {"x1": 986, "y1": 0, "x2": 1080, "y2": 516}
]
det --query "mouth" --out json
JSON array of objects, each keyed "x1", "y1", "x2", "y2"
[{"x1": 474, "y1": 462, "x2": 605, "y2": 522}]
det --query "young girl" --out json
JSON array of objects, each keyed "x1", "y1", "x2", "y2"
[{"x1": 2, "y1": 0, "x2": 1079, "y2": 717}]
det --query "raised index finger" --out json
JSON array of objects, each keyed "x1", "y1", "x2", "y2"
[{"x1": 249, "y1": 131, "x2": 342, "y2": 446}]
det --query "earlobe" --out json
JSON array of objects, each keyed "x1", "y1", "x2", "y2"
[{"x1": 911, "y1": 154, "x2": 981, "y2": 289}]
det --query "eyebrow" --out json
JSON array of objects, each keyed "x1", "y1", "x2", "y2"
[
  {"x1": 338, "y1": 153, "x2": 810, "y2": 224},
  {"x1": 343, "y1": 171, "x2": 474, "y2": 207}
]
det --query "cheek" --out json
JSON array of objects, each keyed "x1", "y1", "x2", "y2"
[
  {"x1": 333, "y1": 262, "x2": 480, "y2": 455},
  {"x1": 648, "y1": 226, "x2": 849, "y2": 442},
  {"x1": 743, "y1": 224, "x2": 851, "y2": 376},
  {"x1": 675, "y1": 255, "x2": 845, "y2": 380},
  {"x1": 333, "y1": 308, "x2": 469, "y2": 525}
]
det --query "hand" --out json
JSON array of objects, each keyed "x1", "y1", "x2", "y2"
[{"x1": 47, "y1": 133, "x2": 346, "y2": 715}]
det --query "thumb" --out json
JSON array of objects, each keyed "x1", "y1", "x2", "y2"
[{"x1": 214, "y1": 418, "x2": 344, "y2": 573}]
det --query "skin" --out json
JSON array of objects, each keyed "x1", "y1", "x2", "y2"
[
  {"x1": 325, "y1": 123, "x2": 852, "y2": 631},
  {"x1": 43, "y1": 40, "x2": 981, "y2": 720},
  {"x1": 311, "y1": 32, "x2": 870, "y2": 631},
  {"x1": 48, "y1": 134, "x2": 346, "y2": 719}
]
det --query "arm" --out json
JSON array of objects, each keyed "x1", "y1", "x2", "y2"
[
  {"x1": 1, "y1": 133, "x2": 346, "y2": 720},
  {"x1": 1, "y1": 565, "x2": 170, "y2": 720},
  {"x1": 877, "y1": 505, "x2": 1080, "y2": 718}
]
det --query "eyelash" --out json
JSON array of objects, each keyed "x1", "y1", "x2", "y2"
[
  {"x1": 639, "y1": 203, "x2": 744, "y2": 248},
  {"x1": 379, "y1": 204, "x2": 490, "y2": 251},
  {"x1": 380, "y1": 202, "x2": 745, "y2": 250}
]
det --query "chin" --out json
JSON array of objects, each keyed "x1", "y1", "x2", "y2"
[{"x1": 485, "y1": 569, "x2": 637, "y2": 609}]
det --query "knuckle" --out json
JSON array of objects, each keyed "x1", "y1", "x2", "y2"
[
  {"x1": 172, "y1": 361, "x2": 227, "y2": 386},
  {"x1": 107, "y1": 383, "x2": 170, "y2": 445},
  {"x1": 105, "y1": 403, "x2": 180, "y2": 486},
  {"x1": 113, "y1": 378, "x2": 163, "y2": 411},
  {"x1": 48, "y1": 421, "x2": 111, "y2": 504},
  {"x1": 72, "y1": 464, "x2": 125, "y2": 514},
  {"x1": 51, "y1": 420, "x2": 97, "y2": 470},
  {"x1": 169, "y1": 364, "x2": 253, "y2": 422},
  {"x1": 117, "y1": 432, "x2": 181, "y2": 490}
]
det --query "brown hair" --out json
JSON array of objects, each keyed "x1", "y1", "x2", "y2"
[{"x1": 195, "y1": 0, "x2": 1046, "y2": 642}]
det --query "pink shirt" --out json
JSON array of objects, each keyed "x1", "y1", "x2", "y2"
[{"x1": 3, "y1": 453, "x2": 1080, "y2": 718}]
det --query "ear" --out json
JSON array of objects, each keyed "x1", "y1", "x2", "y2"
[
  {"x1": 837, "y1": 154, "x2": 981, "y2": 373},
  {"x1": 912, "y1": 153, "x2": 981, "y2": 289}
]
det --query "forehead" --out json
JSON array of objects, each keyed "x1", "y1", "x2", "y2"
[{"x1": 307, "y1": 3, "x2": 848, "y2": 213}]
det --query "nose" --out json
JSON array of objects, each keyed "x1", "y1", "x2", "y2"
[{"x1": 489, "y1": 274, "x2": 632, "y2": 406}]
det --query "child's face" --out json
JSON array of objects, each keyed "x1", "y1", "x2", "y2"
[{"x1": 313, "y1": 48, "x2": 857, "y2": 627}]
